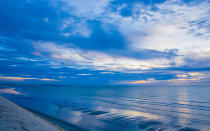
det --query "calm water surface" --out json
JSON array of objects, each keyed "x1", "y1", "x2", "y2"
[{"x1": 1, "y1": 85, "x2": 210, "y2": 131}]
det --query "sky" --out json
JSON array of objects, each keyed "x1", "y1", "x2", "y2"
[{"x1": 0, "y1": 0, "x2": 210, "y2": 85}]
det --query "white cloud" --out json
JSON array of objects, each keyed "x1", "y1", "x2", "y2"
[
  {"x1": 16, "y1": 57, "x2": 41, "y2": 62},
  {"x1": 35, "y1": 0, "x2": 210, "y2": 72},
  {"x1": 121, "y1": 71, "x2": 210, "y2": 85},
  {"x1": 100, "y1": 72, "x2": 115, "y2": 74},
  {"x1": 57, "y1": 0, "x2": 113, "y2": 38},
  {"x1": 60, "y1": 18, "x2": 91, "y2": 37},
  {"x1": 0, "y1": 76, "x2": 56, "y2": 81},
  {"x1": 34, "y1": 42, "x2": 174, "y2": 72},
  {"x1": 77, "y1": 74, "x2": 92, "y2": 76},
  {"x1": 101, "y1": 1, "x2": 210, "y2": 67},
  {"x1": 61, "y1": 0, "x2": 112, "y2": 18}
]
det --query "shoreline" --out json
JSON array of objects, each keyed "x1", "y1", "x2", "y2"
[
  {"x1": 0, "y1": 96, "x2": 65, "y2": 131},
  {"x1": 23, "y1": 106, "x2": 86, "y2": 131}
]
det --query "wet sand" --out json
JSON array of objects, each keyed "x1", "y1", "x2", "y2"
[{"x1": 0, "y1": 96, "x2": 65, "y2": 131}]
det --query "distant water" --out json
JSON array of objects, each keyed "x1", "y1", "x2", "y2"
[{"x1": 1, "y1": 85, "x2": 210, "y2": 131}]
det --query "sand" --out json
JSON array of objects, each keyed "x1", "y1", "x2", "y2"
[{"x1": 0, "y1": 96, "x2": 66, "y2": 131}]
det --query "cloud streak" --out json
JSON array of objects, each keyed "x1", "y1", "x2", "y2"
[
  {"x1": 0, "y1": 76, "x2": 56, "y2": 81},
  {"x1": 34, "y1": 41, "x2": 174, "y2": 72}
]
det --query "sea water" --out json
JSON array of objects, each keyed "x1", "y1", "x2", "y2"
[{"x1": 1, "y1": 85, "x2": 210, "y2": 131}]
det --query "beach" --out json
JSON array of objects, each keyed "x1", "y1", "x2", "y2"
[{"x1": 0, "y1": 96, "x2": 65, "y2": 131}]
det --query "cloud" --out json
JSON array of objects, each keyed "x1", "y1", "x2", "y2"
[
  {"x1": 16, "y1": 57, "x2": 41, "y2": 62},
  {"x1": 0, "y1": 76, "x2": 56, "y2": 81},
  {"x1": 56, "y1": 0, "x2": 112, "y2": 38},
  {"x1": 124, "y1": 80, "x2": 151, "y2": 84},
  {"x1": 39, "y1": 78, "x2": 56, "y2": 81},
  {"x1": 188, "y1": 72, "x2": 204, "y2": 76},
  {"x1": 103, "y1": 0, "x2": 210, "y2": 68},
  {"x1": 60, "y1": 0, "x2": 112, "y2": 18},
  {"x1": 100, "y1": 72, "x2": 115, "y2": 74},
  {"x1": 178, "y1": 72, "x2": 208, "y2": 83},
  {"x1": 166, "y1": 71, "x2": 209, "y2": 84},
  {"x1": 0, "y1": 76, "x2": 37, "y2": 81},
  {"x1": 122, "y1": 77, "x2": 203, "y2": 85},
  {"x1": 168, "y1": 78, "x2": 200, "y2": 82},
  {"x1": 34, "y1": 41, "x2": 174, "y2": 72},
  {"x1": 60, "y1": 18, "x2": 91, "y2": 37},
  {"x1": 0, "y1": 0, "x2": 210, "y2": 85},
  {"x1": 77, "y1": 74, "x2": 92, "y2": 76},
  {"x1": 121, "y1": 71, "x2": 210, "y2": 85},
  {"x1": 176, "y1": 74, "x2": 188, "y2": 78},
  {"x1": 176, "y1": 72, "x2": 207, "y2": 80}
]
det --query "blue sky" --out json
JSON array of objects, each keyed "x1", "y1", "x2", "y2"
[{"x1": 0, "y1": 0, "x2": 210, "y2": 85}]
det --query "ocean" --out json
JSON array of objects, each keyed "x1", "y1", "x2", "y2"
[{"x1": 1, "y1": 85, "x2": 210, "y2": 131}]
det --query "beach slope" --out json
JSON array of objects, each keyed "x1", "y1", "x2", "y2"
[{"x1": 0, "y1": 96, "x2": 65, "y2": 131}]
